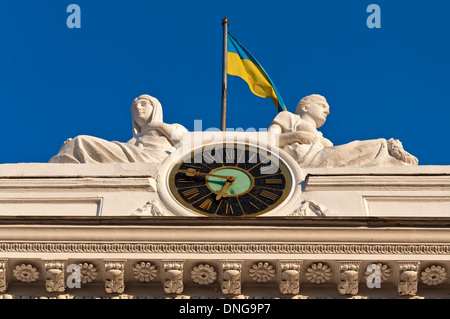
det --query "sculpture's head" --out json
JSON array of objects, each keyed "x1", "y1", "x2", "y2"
[
  {"x1": 131, "y1": 94, "x2": 163, "y2": 135},
  {"x1": 295, "y1": 94, "x2": 330, "y2": 128}
]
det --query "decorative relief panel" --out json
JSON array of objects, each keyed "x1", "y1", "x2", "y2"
[
  {"x1": 44, "y1": 260, "x2": 66, "y2": 293},
  {"x1": 13, "y1": 263, "x2": 39, "y2": 283},
  {"x1": 133, "y1": 262, "x2": 157, "y2": 283},
  {"x1": 1, "y1": 258, "x2": 450, "y2": 298},
  {"x1": 104, "y1": 260, "x2": 126, "y2": 294},
  {"x1": 191, "y1": 264, "x2": 217, "y2": 285},
  {"x1": 337, "y1": 261, "x2": 361, "y2": 295},
  {"x1": 162, "y1": 260, "x2": 185, "y2": 294},
  {"x1": 421, "y1": 265, "x2": 447, "y2": 286},
  {"x1": 0, "y1": 260, "x2": 7, "y2": 293},
  {"x1": 221, "y1": 260, "x2": 243, "y2": 295},
  {"x1": 278, "y1": 260, "x2": 302, "y2": 295},
  {"x1": 398, "y1": 261, "x2": 420, "y2": 296},
  {"x1": 306, "y1": 262, "x2": 332, "y2": 284},
  {"x1": 78, "y1": 262, "x2": 98, "y2": 284},
  {"x1": 249, "y1": 262, "x2": 275, "y2": 283}
]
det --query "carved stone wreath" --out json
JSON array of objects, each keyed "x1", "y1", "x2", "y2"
[
  {"x1": 133, "y1": 262, "x2": 158, "y2": 282},
  {"x1": 306, "y1": 263, "x2": 332, "y2": 284},
  {"x1": 13, "y1": 264, "x2": 39, "y2": 283},
  {"x1": 191, "y1": 264, "x2": 217, "y2": 285},
  {"x1": 78, "y1": 263, "x2": 98, "y2": 283},
  {"x1": 249, "y1": 262, "x2": 275, "y2": 282},
  {"x1": 421, "y1": 265, "x2": 447, "y2": 286}
]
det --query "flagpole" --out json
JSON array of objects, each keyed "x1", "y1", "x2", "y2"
[{"x1": 221, "y1": 17, "x2": 229, "y2": 131}]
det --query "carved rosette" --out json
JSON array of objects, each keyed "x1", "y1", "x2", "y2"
[
  {"x1": 278, "y1": 260, "x2": 302, "y2": 295},
  {"x1": 306, "y1": 262, "x2": 332, "y2": 284},
  {"x1": 191, "y1": 264, "x2": 217, "y2": 285},
  {"x1": 13, "y1": 263, "x2": 39, "y2": 283},
  {"x1": 162, "y1": 260, "x2": 185, "y2": 294},
  {"x1": 78, "y1": 263, "x2": 98, "y2": 284},
  {"x1": 133, "y1": 262, "x2": 158, "y2": 283},
  {"x1": 0, "y1": 260, "x2": 7, "y2": 293},
  {"x1": 337, "y1": 261, "x2": 361, "y2": 295},
  {"x1": 249, "y1": 261, "x2": 275, "y2": 283},
  {"x1": 398, "y1": 261, "x2": 420, "y2": 296},
  {"x1": 104, "y1": 260, "x2": 126, "y2": 294},
  {"x1": 221, "y1": 260, "x2": 243, "y2": 295},
  {"x1": 421, "y1": 265, "x2": 447, "y2": 286},
  {"x1": 44, "y1": 260, "x2": 66, "y2": 293}
]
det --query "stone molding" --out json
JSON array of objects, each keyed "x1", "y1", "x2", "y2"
[{"x1": 2, "y1": 242, "x2": 450, "y2": 255}]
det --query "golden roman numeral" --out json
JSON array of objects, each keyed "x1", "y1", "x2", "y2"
[
  {"x1": 249, "y1": 201, "x2": 259, "y2": 212},
  {"x1": 199, "y1": 198, "x2": 213, "y2": 211},
  {"x1": 181, "y1": 188, "x2": 200, "y2": 200},
  {"x1": 225, "y1": 203, "x2": 234, "y2": 215},
  {"x1": 265, "y1": 179, "x2": 283, "y2": 185},
  {"x1": 177, "y1": 178, "x2": 195, "y2": 183},
  {"x1": 260, "y1": 190, "x2": 279, "y2": 201}
]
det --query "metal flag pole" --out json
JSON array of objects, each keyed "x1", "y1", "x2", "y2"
[{"x1": 221, "y1": 17, "x2": 229, "y2": 131}]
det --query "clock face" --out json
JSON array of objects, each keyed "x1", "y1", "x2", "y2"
[{"x1": 168, "y1": 143, "x2": 292, "y2": 217}]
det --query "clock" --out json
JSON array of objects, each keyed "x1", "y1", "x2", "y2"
[{"x1": 167, "y1": 142, "x2": 293, "y2": 217}]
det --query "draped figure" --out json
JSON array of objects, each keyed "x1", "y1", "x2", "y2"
[
  {"x1": 49, "y1": 94, "x2": 187, "y2": 164},
  {"x1": 268, "y1": 94, "x2": 418, "y2": 168}
]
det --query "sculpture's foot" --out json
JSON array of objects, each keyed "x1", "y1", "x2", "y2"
[{"x1": 387, "y1": 138, "x2": 418, "y2": 165}]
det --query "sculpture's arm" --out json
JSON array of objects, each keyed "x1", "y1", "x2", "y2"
[
  {"x1": 149, "y1": 122, "x2": 187, "y2": 145},
  {"x1": 269, "y1": 124, "x2": 318, "y2": 148}
]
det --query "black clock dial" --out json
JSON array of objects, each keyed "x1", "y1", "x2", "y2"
[{"x1": 169, "y1": 143, "x2": 292, "y2": 217}]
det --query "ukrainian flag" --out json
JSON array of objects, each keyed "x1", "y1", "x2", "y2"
[{"x1": 227, "y1": 33, "x2": 286, "y2": 112}]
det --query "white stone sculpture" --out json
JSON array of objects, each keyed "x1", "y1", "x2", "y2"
[
  {"x1": 131, "y1": 199, "x2": 165, "y2": 216},
  {"x1": 49, "y1": 94, "x2": 187, "y2": 164},
  {"x1": 268, "y1": 94, "x2": 419, "y2": 168},
  {"x1": 291, "y1": 199, "x2": 331, "y2": 216}
]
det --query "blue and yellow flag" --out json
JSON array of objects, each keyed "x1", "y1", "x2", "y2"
[{"x1": 227, "y1": 33, "x2": 286, "y2": 112}]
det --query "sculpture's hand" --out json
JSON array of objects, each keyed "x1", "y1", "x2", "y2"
[
  {"x1": 216, "y1": 180, "x2": 233, "y2": 201},
  {"x1": 179, "y1": 168, "x2": 236, "y2": 182}
]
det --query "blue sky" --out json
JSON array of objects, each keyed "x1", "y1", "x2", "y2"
[{"x1": 0, "y1": 0, "x2": 449, "y2": 165}]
